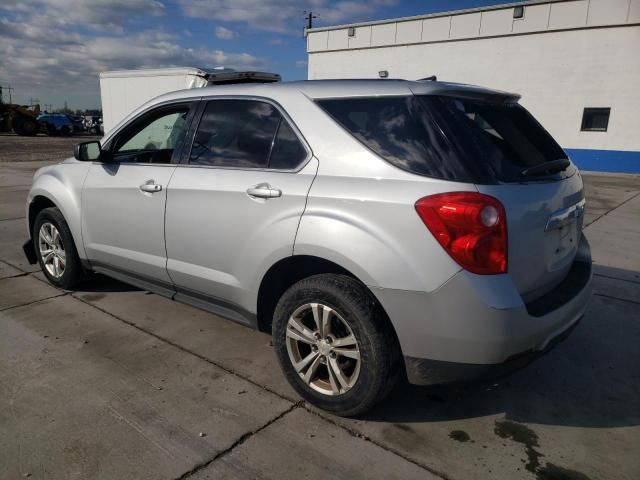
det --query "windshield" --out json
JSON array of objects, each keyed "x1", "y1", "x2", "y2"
[{"x1": 317, "y1": 95, "x2": 570, "y2": 183}]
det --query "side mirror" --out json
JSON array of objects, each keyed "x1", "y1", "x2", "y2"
[{"x1": 74, "y1": 141, "x2": 102, "y2": 162}]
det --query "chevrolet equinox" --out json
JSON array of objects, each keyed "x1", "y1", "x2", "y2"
[{"x1": 23, "y1": 79, "x2": 592, "y2": 416}]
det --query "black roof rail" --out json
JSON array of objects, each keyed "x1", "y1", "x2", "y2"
[{"x1": 206, "y1": 70, "x2": 281, "y2": 85}]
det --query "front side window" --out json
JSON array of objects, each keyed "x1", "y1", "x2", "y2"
[
  {"x1": 113, "y1": 106, "x2": 190, "y2": 164},
  {"x1": 189, "y1": 99, "x2": 307, "y2": 170}
]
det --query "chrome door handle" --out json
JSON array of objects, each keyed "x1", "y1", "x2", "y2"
[
  {"x1": 139, "y1": 181, "x2": 162, "y2": 193},
  {"x1": 246, "y1": 183, "x2": 282, "y2": 199}
]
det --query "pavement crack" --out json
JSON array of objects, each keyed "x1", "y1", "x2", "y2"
[
  {"x1": 175, "y1": 402, "x2": 303, "y2": 480},
  {"x1": 585, "y1": 190, "x2": 640, "y2": 228},
  {"x1": 302, "y1": 406, "x2": 451, "y2": 480},
  {"x1": 0, "y1": 271, "x2": 30, "y2": 279},
  {"x1": 70, "y1": 294, "x2": 448, "y2": 479},
  {"x1": 594, "y1": 292, "x2": 640, "y2": 306},
  {"x1": 0, "y1": 258, "x2": 30, "y2": 273},
  {"x1": 71, "y1": 293, "x2": 297, "y2": 403},
  {"x1": 593, "y1": 272, "x2": 640, "y2": 285},
  {"x1": 0, "y1": 292, "x2": 69, "y2": 313}
]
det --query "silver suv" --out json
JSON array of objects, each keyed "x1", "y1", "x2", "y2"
[{"x1": 23, "y1": 80, "x2": 592, "y2": 416}]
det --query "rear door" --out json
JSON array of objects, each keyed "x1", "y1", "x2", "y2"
[
  {"x1": 164, "y1": 98, "x2": 317, "y2": 319},
  {"x1": 82, "y1": 101, "x2": 196, "y2": 290}
]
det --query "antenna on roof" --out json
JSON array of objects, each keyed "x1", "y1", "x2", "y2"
[{"x1": 419, "y1": 75, "x2": 437, "y2": 81}]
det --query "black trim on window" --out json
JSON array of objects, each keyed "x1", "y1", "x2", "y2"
[{"x1": 580, "y1": 108, "x2": 610, "y2": 132}]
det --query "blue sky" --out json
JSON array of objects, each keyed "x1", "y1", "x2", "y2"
[{"x1": 0, "y1": 0, "x2": 522, "y2": 110}]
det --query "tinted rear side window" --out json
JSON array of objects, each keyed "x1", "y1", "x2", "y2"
[
  {"x1": 190, "y1": 99, "x2": 307, "y2": 170},
  {"x1": 269, "y1": 121, "x2": 307, "y2": 170},
  {"x1": 317, "y1": 95, "x2": 568, "y2": 183},
  {"x1": 190, "y1": 100, "x2": 280, "y2": 168},
  {"x1": 318, "y1": 96, "x2": 476, "y2": 182}
]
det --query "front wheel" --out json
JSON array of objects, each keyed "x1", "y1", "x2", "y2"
[
  {"x1": 273, "y1": 274, "x2": 400, "y2": 416},
  {"x1": 34, "y1": 207, "x2": 85, "y2": 289}
]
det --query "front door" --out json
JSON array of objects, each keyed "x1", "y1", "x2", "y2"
[
  {"x1": 82, "y1": 102, "x2": 196, "y2": 289},
  {"x1": 164, "y1": 98, "x2": 317, "y2": 320}
]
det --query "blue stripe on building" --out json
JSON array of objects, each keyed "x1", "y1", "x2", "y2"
[{"x1": 565, "y1": 149, "x2": 640, "y2": 174}]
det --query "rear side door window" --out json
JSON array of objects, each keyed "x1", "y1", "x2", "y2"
[{"x1": 189, "y1": 99, "x2": 308, "y2": 170}]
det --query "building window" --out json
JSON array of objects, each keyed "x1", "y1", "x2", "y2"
[
  {"x1": 513, "y1": 6, "x2": 525, "y2": 19},
  {"x1": 581, "y1": 108, "x2": 611, "y2": 132}
]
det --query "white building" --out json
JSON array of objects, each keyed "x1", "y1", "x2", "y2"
[{"x1": 306, "y1": 0, "x2": 640, "y2": 173}]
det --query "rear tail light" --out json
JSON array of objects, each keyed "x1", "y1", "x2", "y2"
[{"x1": 415, "y1": 192, "x2": 507, "y2": 274}]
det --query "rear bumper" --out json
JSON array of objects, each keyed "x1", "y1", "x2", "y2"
[
  {"x1": 372, "y1": 235, "x2": 592, "y2": 386},
  {"x1": 403, "y1": 315, "x2": 582, "y2": 385}
]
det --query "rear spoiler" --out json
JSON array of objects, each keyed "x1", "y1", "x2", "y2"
[
  {"x1": 411, "y1": 80, "x2": 521, "y2": 104},
  {"x1": 437, "y1": 89, "x2": 521, "y2": 104}
]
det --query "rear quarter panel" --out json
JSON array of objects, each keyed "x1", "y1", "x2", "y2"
[
  {"x1": 295, "y1": 161, "x2": 473, "y2": 293},
  {"x1": 290, "y1": 92, "x2": 474, "y2": 292}
]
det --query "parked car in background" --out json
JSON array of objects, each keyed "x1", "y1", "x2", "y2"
[
  {"x1": 38, "y1": 113, "x2": 75, "y2": 136},
  {"x1": 23, "y1": 79, "x2": 592, "y2": 416},
  {"x1": 87, "y1": 116, "x2": 103, "y2": 135},
  {"x1": 70, "y1": 115, "x2": 85, "y2": 132}
]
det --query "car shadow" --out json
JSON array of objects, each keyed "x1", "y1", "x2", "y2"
[
  {"x1": 363, "y1": 265, "x2": 640, "y2": 429},
  {"x1": 75, "y1": 272, "x2": 139, "y2": 293}
]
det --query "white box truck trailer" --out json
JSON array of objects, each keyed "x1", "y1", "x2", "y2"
[{"x1": 99, "y1": 67, "x2": 280, "y2": 134}]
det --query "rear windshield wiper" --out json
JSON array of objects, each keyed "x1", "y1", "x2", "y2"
[{"x1": 520, "y1": 159, "x2": 570, "y2": 178}]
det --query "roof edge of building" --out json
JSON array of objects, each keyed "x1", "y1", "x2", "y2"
[{"x1": 305, "y1": 0, "x2": 570, "y2": 34}]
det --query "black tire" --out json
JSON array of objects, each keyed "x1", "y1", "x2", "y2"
[
  {"x1": 60, "y1": 125, "x2": 70, "y2": 136},
  {"x1": 18, "y1": 116, "x2": 38, "y2": 136},
  {"x1": 273, "y1": 274, "x2": 401, "y2": 416},
  {"x1": 33, "y1": 207, "x2": 85, "y2": 289},
  {"x1": 12, "y1": 116, "x2": 24, "y2": 135}
]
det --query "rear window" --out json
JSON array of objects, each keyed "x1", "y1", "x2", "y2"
[{"x1": 317, "y1": 95, "x2": 569, "y2": 183}]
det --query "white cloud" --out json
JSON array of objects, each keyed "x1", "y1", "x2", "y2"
[
  {"x1": 0, "y1": 2, "x2": 268, "y2": 108},
  {"x1": 179, "y1": 0, "x2": 398, "y2": 34},
  {"x1": 215, "y1": 26, "x2": 237, "y2": 40}
]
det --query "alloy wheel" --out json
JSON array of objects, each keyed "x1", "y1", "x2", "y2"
[
  {"x1": 285, "y1": 303, "x2": 361, "y2": 396},
  {"x1": 38, "y1": 222, "x2": 66, "y2": 278}
]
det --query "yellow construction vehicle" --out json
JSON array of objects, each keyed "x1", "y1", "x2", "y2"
[{"x1": 0, "y1": 86, "x2": 40, "y2": 136}]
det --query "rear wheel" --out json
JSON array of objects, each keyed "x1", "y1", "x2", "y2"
[
  {"x1": 18, "y1": 116, "x2": 38, "y2": 136},
  {"x1": 13, "y1": 115, "x2": 38, "y2": 136},
  {"x1": 34, "y1": 207, "x2": 84, "y2": 289},
  {"x1": 273, "y1": 274, "x2": 400, "y2": 416}
]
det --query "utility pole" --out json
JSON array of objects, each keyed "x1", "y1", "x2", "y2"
[
  {"x1": 304, "y1": 11, "x2": 317, "y2": 29},
  {"x1": 0, "y1": 85, "x2": 14, "y2": 104}
]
